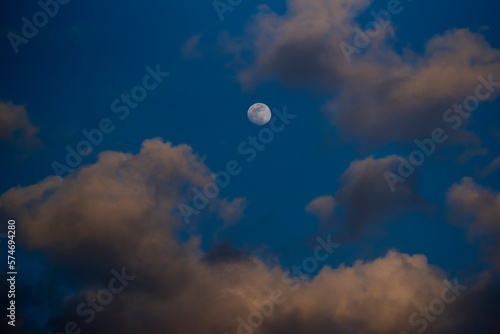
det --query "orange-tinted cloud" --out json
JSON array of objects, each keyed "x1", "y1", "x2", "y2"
[{"x1": 0, "y1": 139, "x2": 496, "y2": 334}]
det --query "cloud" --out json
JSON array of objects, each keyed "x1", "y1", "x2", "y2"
[
  {"x1": 447, "y1": 177, "x2": 500, "y2": 233},
  {"x1": 480, "y1": 156, "x2": 500, "y2": 178},
  {"x1": 201, "y1": 239, "x2": 252, "y2": 265},
  {"x1": 181, "y1": 34, "x2": 203, "y2": 59},
  {"x1": 0, "y1": 138, "x2": 498, "y2": 333},
  {"x1": 271, "y1": 251, "x2": 449, "y2": 334},
  {"x1": 447, "y1": 177, "x2": 500, "y2": 271},
  {"x1": 0, "y1": 101, "x2": 40, "y2": 147},
  {"x1": 457, "y1": 146, "x2": 489, "y2": 163},
  {"x1": 215, "y1": 197, "x2": 248, "y2": 227},
  {"x1": 0, "y1": 138, "x2": 239, "y2": 259},
  {"x1": 223, "y1": 0, "x2": 500, "y2": 146},
  {"x1": 0, "y1": 138, "x2": 256, "y2": 333},
  {"x1": 316, "y1": 155, "x2": 423, "y2": 238},
  {"x1": 305, "y1": 195, "x2": 336, "y2": 223}
]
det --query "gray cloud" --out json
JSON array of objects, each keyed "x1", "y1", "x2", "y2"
[{"x1": 308, "y1": 155, "x2": 423, "y2": 238}]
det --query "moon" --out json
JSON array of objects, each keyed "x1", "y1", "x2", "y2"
[{"x1": 247, "y1": 103, "x2": 272, "y2": 125}]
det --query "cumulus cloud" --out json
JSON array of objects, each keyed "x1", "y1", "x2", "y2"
[
  {"x1": 447, "y1": 177, "x2": 500, "y2": 271},
  {"x1": 270, "y1": 251, "x2": 450, "y2": 334},
  {"x1": 0, "y1": 101, "x2": 40, "y2": 147},
  {"x1": 224, "y1": 0, "x2": 500, "y2": 145},
  {"x1": 0, "y1": 138, "x2": 246, "y2": 277}
]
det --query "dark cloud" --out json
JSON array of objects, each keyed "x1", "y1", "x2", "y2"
[
  {"x1": 201, "y1": 239, "x2": 252, "y2": 265},
  {"x1": 307, "y1": 155, "x2": 423, "y2": 238}
]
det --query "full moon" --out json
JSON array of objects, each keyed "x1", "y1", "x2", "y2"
[{"x1": 247, "y1": 103, "x2": 272, "y2": 125}]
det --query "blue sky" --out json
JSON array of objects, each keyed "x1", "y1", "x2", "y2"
[{"x1": 1, "y1": 0, "x2": 500, "y2": 333}]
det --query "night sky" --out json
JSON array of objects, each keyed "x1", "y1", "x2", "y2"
[{"x1": 1, "y1": 0, "x2": 500, "y2": 333}]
